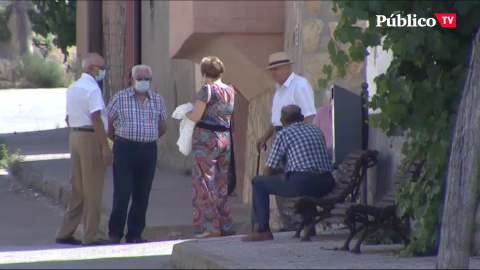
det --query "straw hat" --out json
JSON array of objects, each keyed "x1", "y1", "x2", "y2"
[{"x1": 264, "y1": 52, "x2": 295, "y2": 69}]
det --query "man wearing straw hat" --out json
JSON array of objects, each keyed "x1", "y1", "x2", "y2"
[{"x1": 256, "y1": 52, "x2": 317, "y2": 233}]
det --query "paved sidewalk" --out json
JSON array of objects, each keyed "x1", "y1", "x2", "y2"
[
  {"x1": 171, "y1": 231, "x2": 480, "y2": 269},
  {"x1": 0, "y1": 174, "x2": 176, "y2": 269},
  {"x1": 1, "y1": 128, "x2": 250, "y2": 242}
]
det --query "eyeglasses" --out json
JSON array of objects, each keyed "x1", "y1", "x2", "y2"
[
  {"x1": 92, "y1": 65, "x2": 107, "y2": 70},
  {"x1": 135, "y1": 77, "x2": 151, "y2": 81}
]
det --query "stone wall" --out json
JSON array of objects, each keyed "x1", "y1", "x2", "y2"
[
  {"x1": 300, "y1": 1, "x2": 365, "y2": 107},
  {"x1": 140, "y1": 0, "x2": 197, "y2": 172}
]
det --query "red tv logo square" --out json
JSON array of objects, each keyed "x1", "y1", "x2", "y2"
[{"x1": 435, "y1": 13, "x2": 456, "y2": 27}]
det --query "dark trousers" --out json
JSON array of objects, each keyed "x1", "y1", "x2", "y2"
[
  {"x1": 108, "y1": 138, "x2": 157, "y2": 241},
  {"x1": 251, "y1": 172, "x2": 335, "y2": 227}
]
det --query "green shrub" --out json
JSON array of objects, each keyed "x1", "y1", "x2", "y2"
[
  {"x1": 0, "y1": 143, "x2": 7, "y2": 160},
  {"x1": 0, "y1": 143, "x2": 9, "y2": 169},
  {"x1": 18, "y1": 54, "x2": 65, "y2": 88},
  {"x1": 0, "y1": 143, "x2": 22, "y2": 171}
]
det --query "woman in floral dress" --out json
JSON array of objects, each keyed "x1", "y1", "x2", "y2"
[{"x1": 186, "y1": 56, "x2": 235, "y2": 238}]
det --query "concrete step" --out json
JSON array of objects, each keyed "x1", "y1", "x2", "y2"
[{"x1": 170, "y1": 231, "x2": 480, "y2": 269}]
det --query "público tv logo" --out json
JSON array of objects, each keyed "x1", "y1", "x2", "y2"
[{"x1": 376, "y1": 14, "x2": 456, "y2": 27}]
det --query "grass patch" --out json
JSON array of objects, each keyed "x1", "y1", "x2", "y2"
[{"x1": 0, "y1": 143, "x2": 23, "y2": 173}]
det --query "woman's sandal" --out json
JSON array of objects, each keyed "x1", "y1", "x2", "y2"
[{"x1": 194, "y1": 231, "x2": 221, "y2": 239}]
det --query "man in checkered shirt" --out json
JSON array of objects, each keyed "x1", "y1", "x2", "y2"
[
  {"x1": 242, "y1": 105, "x2": 335, "y2": 242},
  {"x1": 106, "y1": 64, "x2": 167, "y2": 244}
]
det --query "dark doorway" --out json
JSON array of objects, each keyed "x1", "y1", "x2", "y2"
[{"x1": 134, "y1": 0, "x2": 141, "y2": 65}]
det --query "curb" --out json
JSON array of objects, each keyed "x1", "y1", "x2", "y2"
[
  {"x1": 170, "y1": 230, "x2": 354, "y2": 270},
  {"x1": 172, "y1": 240, "x2": 247, "y2": 269},
  {"x1": 9, "y1": 162, "x2": 72, "y2": 208},
  {"x1": 9, "y1": 161, "x2": 251, "y2": 241}
]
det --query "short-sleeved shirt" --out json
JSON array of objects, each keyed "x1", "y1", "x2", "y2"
[
  {"x1": 107, "y1": 87, "x2": 167, "y2": 142},
  {"x1": 196, "y1": 83, "x2": 235, "y2": 128},
  {"x1": 271, "y1": 72, "x2": 316, "y2": 126},
  {"x1": 266, "y1": 122, "x2": 332, "y2": 173},
  {"x1": 66, "y1": 73, "x2": 108, "y2": 129}
]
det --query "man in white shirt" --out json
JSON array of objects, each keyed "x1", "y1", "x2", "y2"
[
  {"x1": 55, "y1": 52, "x2": 113, "y2": 246},
  {"x1": 256, "y1": 52, "x2": 317, "y2": 232}
]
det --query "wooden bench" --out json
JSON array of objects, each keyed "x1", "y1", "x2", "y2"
[
  {"x1": 284, "y1": 149, "x2": 379, "y2": 242},
  {"x1": 339, "y1": 158, "x2": 427, "y2": 254}
]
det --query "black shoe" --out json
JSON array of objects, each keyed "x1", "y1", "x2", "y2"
[
  {"x1": 126, "y1": 237, "x2": 148, "y2": 244},
  {"x1": 55, "y1": 237, "x2": 82, "y2": 245},
  {"x1": 82, "y1": 238, "x2": 114, "y2": 246},
  {"x1": 278, "y1": 228, "x2": 295, "y2": 232},
  {"x1": 109, "y1": 237, "x2": 122, "y2": 244}
]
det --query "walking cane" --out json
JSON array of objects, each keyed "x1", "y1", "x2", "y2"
[
  {"x1": 256, "y1": 145, "x2": 266, "y2": 176},
  {"x1": 256, "y1": 152, "x2": 261, "y2": 176},
  {"x1": 253, "y1": 145, "x2": 266, "y2": 233}
]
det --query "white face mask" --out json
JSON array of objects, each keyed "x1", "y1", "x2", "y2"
[{"x1": 135, "y1": 81, "x2": 150, "y2": 93}]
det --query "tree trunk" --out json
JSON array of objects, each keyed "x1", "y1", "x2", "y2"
[
  {"x1": 437, "y1": 29, "x2": 480, "y2": 269},
  {"x1": 7, "y1": 0, "x2": 32, "y2": 85},
  {"x1": 8, "y1": 0, "x2": 32, "y2": 57}
]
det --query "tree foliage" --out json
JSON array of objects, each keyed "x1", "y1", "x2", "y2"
[
  {"x1": 320, "y1": 0, "x2": 480, "y2": 255},
  {"x1": 28, "y1": 0, "x2": 76, "y2": 61},
  {"x1": 0, "y1": 2, "x2": 12, "y2": 42}
]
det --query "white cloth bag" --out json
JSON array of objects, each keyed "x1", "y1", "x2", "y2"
[
  {"x1": 172, "y1": 103, "x2": 195, "y2": 156},
  {"x1": 171, "y1": 85, "x2": 212, "y2": 156}
]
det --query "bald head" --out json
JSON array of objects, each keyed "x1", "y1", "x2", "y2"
[
  {"x1": 82, "y1": 53, "x2": 105, "y2": 73},
  {"x1": 281, "y1": 104, "x2": 304, "y2": 126}
]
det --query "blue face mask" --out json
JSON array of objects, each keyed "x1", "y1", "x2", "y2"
[
  {"x1": 135, "y1": 81, "x2": 150, "y2": 93},
  {"x1": 95, "y1": 69, "x2": 106, "y2": 82}
]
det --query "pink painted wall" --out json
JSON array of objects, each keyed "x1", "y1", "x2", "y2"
[
  {"x1": 169, "y1": 0, "x2": 284, "y2": 58},
  {"x1": 169, "y1": 1, "x2": 194, "y2": 62},
  {"x1": 191, "y1": 1, "x2": 284, "y2": 33}
]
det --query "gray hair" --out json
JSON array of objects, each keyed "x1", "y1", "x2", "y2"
[
  {"x1": 131, "y1": 65, "x2": 152, "y2": 77},
  {"x1": 81, "y1": 52, "x2": 103, "y2": 72},
  {"x1": 281, "y1": 104, "x2": 304, "y2": 123}
]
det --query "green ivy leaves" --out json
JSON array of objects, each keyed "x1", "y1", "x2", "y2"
[{"x1": 321, "y1": 0, "x2": 480, "y2": 256}]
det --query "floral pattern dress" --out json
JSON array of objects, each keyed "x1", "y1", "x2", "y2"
[{"x1": 192, "y1": 83, "x2": 235, "y2": 234}]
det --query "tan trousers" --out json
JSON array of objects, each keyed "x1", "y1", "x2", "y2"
[{"x1": 56, "y1": 131, "x2": 106, "y2": 244}]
